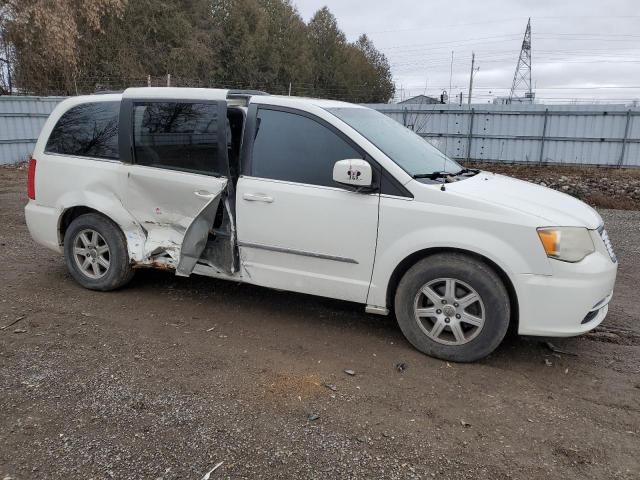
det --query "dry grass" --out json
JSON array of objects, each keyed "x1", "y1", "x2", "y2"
[
  {"x1": 464, "y1": 162, "x2": 640, "y2": 179},
  {"x1": 583, "y1": 193, "x2": 640, "y2": 210}
]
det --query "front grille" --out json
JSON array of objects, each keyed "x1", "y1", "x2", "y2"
[{"x1": 599, "y1": 227, "x2": 617, "y2": 263}]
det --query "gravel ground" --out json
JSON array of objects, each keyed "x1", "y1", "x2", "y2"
[{"x1": 1, "y1": 165, "x2": 639, "y2": 479}]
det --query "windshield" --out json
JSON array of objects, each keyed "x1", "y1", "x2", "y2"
[{"x1": 327, "y1": 107, "x2": 462, "y2": 177}]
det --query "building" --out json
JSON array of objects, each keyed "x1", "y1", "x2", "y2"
[
  {"x1": 398, "y1": 94, "x2": 443, "y2": 105},
  {"x1": 493, "y1": 92, "x2": 536, "y2": 105}
]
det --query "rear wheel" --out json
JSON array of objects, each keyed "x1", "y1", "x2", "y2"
[
  {"x1": 394, "y1": 253, "x2": 510, "y2": 362},
  {"x1": 63, "y1": 213, "x2": 135, "y2": 291}
]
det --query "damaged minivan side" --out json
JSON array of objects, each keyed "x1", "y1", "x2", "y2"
[
  {"x1": 116, "y1": 90, "x2": 237, "y2": 278},
  {"x1": 26, "y1": 87, "x2": 618, "y2": 362},
  {"x1": 32, "y1": 88, "x2": 240, "y2": 288}
]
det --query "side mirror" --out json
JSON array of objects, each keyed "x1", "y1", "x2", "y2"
[{"x1": 333, "y1": 159, "x2": 373, "y2": 189}]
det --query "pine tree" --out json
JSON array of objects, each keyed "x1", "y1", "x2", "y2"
[{"x1": 1, "y1": 0, "x2": 395, "y2": 102}]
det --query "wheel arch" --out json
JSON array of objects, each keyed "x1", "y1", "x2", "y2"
[
  {"x1": 386, "y1": 247, "x2": 519, "y2": 331},
  {"x1": 58, "y1": 206, "x2": 120, "y2": 245}
]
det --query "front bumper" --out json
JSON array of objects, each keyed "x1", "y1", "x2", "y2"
[{"x1": 516, "y1": 244, "x2": 617, "y2": 337}]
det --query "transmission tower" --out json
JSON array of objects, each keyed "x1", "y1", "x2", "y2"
[{"x1": 509, "y1": 18, "x2": 533, "y2": 102}]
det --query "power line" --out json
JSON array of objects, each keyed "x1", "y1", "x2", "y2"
[
  {"x1": 380, "y1": 32, "x2": 640, "y2": 54},
  {"x1": 379, "y1": 34, "x2": 522, "y2": 52},
  {"x1": 367, "y1": 16, "x2": 640, "y2": 36}
]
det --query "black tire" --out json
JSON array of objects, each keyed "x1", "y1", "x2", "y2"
[
  {"x1": 394, "y1": 253, "x2": 510, "y2": 362},
  {"x1": 63, "y1": 213, "x2": 135, "y2": 291}
]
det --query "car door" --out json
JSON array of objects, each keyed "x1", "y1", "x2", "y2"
[
  {"x1": 118, "y1": 91, "x2": 232, "y2": 276},
  {"x1": 235, "y1": 105, "x2": 380, "y2": 303}
]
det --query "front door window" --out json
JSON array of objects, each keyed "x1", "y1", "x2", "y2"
[{"x1": 252, "y1": 108, "x2": 363, "y2": 187}]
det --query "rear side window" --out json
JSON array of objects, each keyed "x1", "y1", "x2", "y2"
[
  {"x1": 133, "y1": 102, "x2": 224, "y2": 176},
  {"x1": 252, "y1": 108, "x2": 362, "y2": 187},
  {"x1": 45, "y1": 102, "x2": 119, "y2": 159}
]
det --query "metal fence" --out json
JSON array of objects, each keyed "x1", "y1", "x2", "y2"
[
  {"x1": 1, "y1": 96, "x2": 639, "y2": 167},
  {"x1": 367, "y1": 103, "x2": 640, "y2": 167},
  {"x1": 0, "y1": 96, "x2": 65, "y2": 164}
]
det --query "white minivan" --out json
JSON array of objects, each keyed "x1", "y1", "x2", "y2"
[{"x1": 25, "y1": 88, "x2": 618, "y2": 362}]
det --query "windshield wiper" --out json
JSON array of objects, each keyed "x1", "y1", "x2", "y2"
[
  {"x1": 413, "y1": 168, "x2": 481, "y2": 180},
  {"x1": 457, "y1": 168, "x2": 480, "y2": 176},
  {"x1": 413, "y1": 171, "x2": 457, "y2": 180}
]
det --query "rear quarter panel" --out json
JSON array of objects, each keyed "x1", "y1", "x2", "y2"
[{"x1": 29, "y1": 95, "x2": 146, "y2": 255}]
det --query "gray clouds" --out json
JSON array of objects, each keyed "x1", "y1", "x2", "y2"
[{"x1": 295, "y1": 0, "x2": 640, "y2": 104}]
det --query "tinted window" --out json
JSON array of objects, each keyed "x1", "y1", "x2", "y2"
[
  {"x1": 46, "y1": 102, "x2": 119, "y2": 159},
  {"x1": 252, "y1": 108, "x2": 362, "y2": 187},
  {"x1": 133, "y1": 102, "x2": 225, "y2": 176}
]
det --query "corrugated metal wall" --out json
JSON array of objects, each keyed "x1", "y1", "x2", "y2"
[
  {"x1": 1, "y1": 97, "x2": 638, "y2": 167},
  {"x1": 0, "y1": 96, "x2": 66, "y2": 165},
  {"x1": 368, "y1": 103, "x2": 640, "y2": 167}
]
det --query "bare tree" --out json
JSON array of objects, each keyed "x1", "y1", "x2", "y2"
[
  {"x1": 0, "y1": 0, "x2": 126, "y2": 94},
  {"x1": 0, "y1": 0, "x2": 395, "y2": 102}
]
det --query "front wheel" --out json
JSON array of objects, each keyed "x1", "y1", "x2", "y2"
[{"x1": 394, "y1": 253, "x2": 511, "y2": 362}]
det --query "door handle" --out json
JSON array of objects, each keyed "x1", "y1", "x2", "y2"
[
  {"x1": 243, "y1": 193, "x2": 274, "y2": 203},
  {"x1": 194, "y1": 190, "x2": 216, "y2": 199}
]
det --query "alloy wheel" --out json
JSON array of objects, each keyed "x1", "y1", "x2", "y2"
[
  {"x1": 413, "y1": 277, "x2": 485, "y2": 345},
  {"x1": 72, "y1": 229, "x2": 111, "y2": 279}
]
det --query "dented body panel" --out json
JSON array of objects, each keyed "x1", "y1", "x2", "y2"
[
  {"x1": 35, "y1": 150, "x2": 228, "y2": 272},
  {"x1": 29, "y1": 92, "x2": 232, "y2": 276},
  {"x1": 122, "y1": 165, "x2": 228, "y2": 272}
]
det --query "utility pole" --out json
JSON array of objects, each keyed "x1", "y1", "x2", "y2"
[
  {"x1": 449, "y1": 50, "x2": 454, "y2": 103},
  {"x1": 467, "y1": 52, "x2": 475, "y2": 105},
  {"x1": 447, "y1": 50, "x2": 453, "y2": 103}
]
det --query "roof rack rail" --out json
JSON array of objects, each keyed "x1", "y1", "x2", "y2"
[
  {"x1": 94, "y1": 89, "x2": 125, "y2": 95},
  {"x1": 227, "y1": 89, "x2": 270, "y2": 98}
]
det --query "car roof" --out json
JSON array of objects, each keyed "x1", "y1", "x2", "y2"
[
  {"x1": 251, "y1": 94, "x2": 366, "y2": 110},
  {"x1": 62, "y1": 88, "x2": 367, "y2": 110}
]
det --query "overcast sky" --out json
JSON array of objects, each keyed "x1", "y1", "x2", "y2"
[{"x1": 296, "y1": 0, "x2": 640, "y2": 104}]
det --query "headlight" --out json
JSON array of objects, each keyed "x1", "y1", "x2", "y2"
[{"x1": 537, "y1": 227, "x2": 595, "y2": 263}]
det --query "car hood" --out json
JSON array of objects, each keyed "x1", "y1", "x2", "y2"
[{"x1": 443, "y1": 172, "x2": 603, "y2": 229}]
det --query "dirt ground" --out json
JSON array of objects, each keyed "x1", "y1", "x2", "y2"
[{"x1": 1, "y1": 165, "x2": 639, "y2": 480}]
